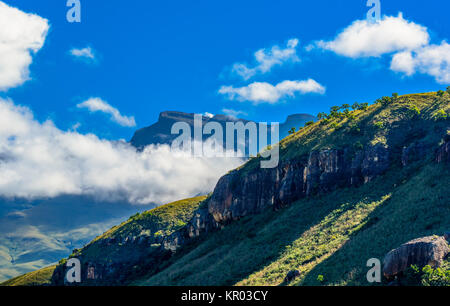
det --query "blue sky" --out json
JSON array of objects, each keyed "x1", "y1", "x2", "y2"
[{"x1": 1, "y1": 0, "x2": 450, "y2": 140}]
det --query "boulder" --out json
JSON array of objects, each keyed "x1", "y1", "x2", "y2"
[
  {"x1": 383, "y1": 235, "x2": 450, "y2": 279},
  {"x1": 284, "y1": 270, "x2": 300, "y2": 283}
]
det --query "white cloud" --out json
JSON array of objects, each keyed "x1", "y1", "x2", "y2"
[
  {"x1": 219, "y1": 79, "x2": 325, "y2": 104},
  {"x1": 221, "y1": 108, "x2": 248, "y2": 118},
  {"x1": 310, "y1": 13, "x2": 450, "y2": 84},
  {"x1": 0, "y1": 1, "x2": 49, "y2": 91},
  {"x1": 203, "y1": 112, "x2": 214, "y2": 118},
  {"x1": 70, "y1": 46, "x2": 95, "y2": 61},
  {"x1": 77, "y1": 97, "x2": 136, "y2": 127},
  {"x1": 232, "y1": 39, "x2": 300, "y2": 80},
  {"x1": 315, "y1": 14, "x2": 429, "y2": 58},
  {"x1": 0, "y1": 98, "x2": 244, "y2": 204},
  {"x1": 390, "y1": 42, "x2": 450, "y2": 84},
  {"x1": 390, "y1": 51, "x2": 416, "y2": 76}
]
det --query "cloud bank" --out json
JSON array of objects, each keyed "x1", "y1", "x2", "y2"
[
  {"x1": 0, "y1": 1, "x2": 49, "y2": 91},
  {"x1": 0, "y1": 99, "x2": 244, "y2": 204},
  {"x1": 77, "y1": 97, "x2": 136, "y2": 127},
  {"x1": 232, "y1": 39, "x2": 300, "y2": 80},
  {"x1": 219, "y1": 79, "x2": 325, "y2": 104}
]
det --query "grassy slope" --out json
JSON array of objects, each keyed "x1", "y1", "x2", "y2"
[
  {"x1": 94, "y1": 195, "x2": 208, "y2": 243},
  {"x1": 69, "y1": 195, "x2": 207, "y2": 264},
  {"x1": 137, "y1": 164, "x2": 449, "y2": 286},
  {"x1": 2, "y1": 195, "x2": 207, "y2": 286},
  {"x1": 0, "y1": 265, "x2": 56, "y2": 286},
  {"x1": 239, "y1": 92, "x2": 449, "y2": 174},
  {"x1": 136, "y1": 92, "x2": 449, "y2": 286}
]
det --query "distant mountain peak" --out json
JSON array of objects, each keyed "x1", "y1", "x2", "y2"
[{"x1": 130, "y1": 111, "x2": 316, "y2": 149}]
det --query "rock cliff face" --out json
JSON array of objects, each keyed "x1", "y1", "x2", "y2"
[
  {"x1": 402, "y1": 142, "x2": 428, "y2": 166},
  {"x1": 436, "y1": 138, "x2": 450, "y2": 163},
  {"x1": 163, "y1": 206, "x2": 218, "y2": 251},
  {"x1": 208, "y1": 143, "x2": 390, "y2": 223}
]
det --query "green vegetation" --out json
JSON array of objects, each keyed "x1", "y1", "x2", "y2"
[
  {"x1": 73, "y1": 195, "x2": 207, "y2": 264},
  {"x1": 133, "y1": 91, "x2": 449, "y2": 286},
  {"x1": 1, "y1": 265, "x2": 56, "y2": 286},
  {"x1": 434, "y1": 110, "x2": 448, "y2": 121},
  {"x1": 97, "y1": 195, "x2": 207, "y2": 241},
  {"x1": 374, "y1": 121, "x2": 384, "y2": 129},
  {"x1": 136, "y1": 163, "x2": 449, "y2": 286},
  {"x1": 404, "y1": 261, "x2": 450, "y2": 286},
  {"x1": 4, "y1": 196, "x2": 208, "y2": 286},
  {"x1": 236, "y1": 91, "x2": 448, "y2": 173}
]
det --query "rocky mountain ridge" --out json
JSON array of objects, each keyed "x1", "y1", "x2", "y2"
[{"x1": 130, "y1": 110, "x2": 316, "y2": 150}]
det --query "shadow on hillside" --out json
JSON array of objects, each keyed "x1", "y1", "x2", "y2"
[
  {"x1": 298, "y1": 104, "x2": 449, "y2": 286},
  {"x1": 299, "y1": 163, "x2": 450, "y2": 286},
  {"x1": 297, "y1": 195, "x2": 391, "y2": 286},
  {"x1": 140, "y1": 195, "x2": 354, "y2": 285},
  {"x1": 141, "y1": 178, "x2": 397, "y2": 286}
]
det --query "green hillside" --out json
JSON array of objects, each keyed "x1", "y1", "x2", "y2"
[
  {"x1": 136, "y1": 163, "x2": 449, "y2": 285},
  {"x1": 2, "y1": 196, "x2": 208, "y2": 286},
  {"x1": 240, "y1": 91, "x2": 449, "y2": 174},
  {"x1": 3, "y1": 90, "x2": 449, "y2": 286},
  {"x1": 75, "y1": 195, "x2": 208, "y2": 263},
  {"x1": 136, "y1": 91, "x2": 450, "y2": 286},
  {"x1": 57, "y1": 195, "x2": 209, "y2": 284},
  {"x1": 1, "y1": 265, "x2": 56, "y2": 286}
]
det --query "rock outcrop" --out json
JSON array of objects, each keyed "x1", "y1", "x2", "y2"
[
  {"x1": 284, "y1": 270, "x2": 300, "y2": 283},
  {"x1": 163, "y1": 206, "x2": 218, "y2": 252},
  {"x1": 436, "y1": 139, "x2": 450, "y2": 163},
  {"x1": 383, "y1": 235, "x2": 450, "y2": 279},
  {"x1": 208, "y1": 144, "x2": 390, "y2": 223},
  {"x1": 402, "y1": 142, "x2": 428, "y2": 166}
]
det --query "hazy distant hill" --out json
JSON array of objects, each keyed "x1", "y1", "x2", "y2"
[{"x1": 130, "y1": 111, "x2": 316, "y2": 150}]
